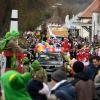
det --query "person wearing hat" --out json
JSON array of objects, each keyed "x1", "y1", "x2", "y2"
[
  {"x1": 27, "y1": 79, "x2": 48, "y2": 100},
  {"x1": 50, "y1": 69, "x2": 76, "y2": 100},
  {"x1": 29, "y1": 60, "x2": 49, "y2": 100},
  {"x1": 71, "y1": 61, "x2": 96, "y2": 100},
  {"x1": 5, "y1": 31, "x2": 26, "y2": 53},
  {"x1": 0, "y1": 31, "x2": 29, "y2": 70},
  {"x1": 1, "y1": 70, "x2": 32, "y2": 100},
  {"x1": 0, "y1": 31, "x2": 19, "y2": 51},
  {"x1": 31, "y1": 60, "x2": 47, "y2": 83}
]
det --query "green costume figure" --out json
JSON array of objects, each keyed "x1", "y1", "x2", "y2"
[
  {"x1": 0, "y1": 31, "x2": 20, "y2": 51},
  {"x1": 0, "y1": 31, "x2": 27, "y2": 69},
  {"x1": 1, "y1": 70, "x2": 32, "y2": 100},
  {"x1": 31, "y1": 60, "x2": 47, "y2": 83},
  {"x1": 5, "y1": 31, "x2": 26, "y2": 53}
]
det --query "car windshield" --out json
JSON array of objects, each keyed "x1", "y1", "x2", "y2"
[{"x1": 38, "y1": 53, "x2": 63, "y2": 62}]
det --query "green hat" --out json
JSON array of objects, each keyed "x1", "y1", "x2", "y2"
[
  {"x1": 31, "y1": 60, "x2": 41, "y2": 71},
  {"x1": 10, "y1": 31, "x2": 19, "y2": 37},
  {"x1": 22, "y1": 57, "x2": 29, "y2": 64},
  {"x1": 0, "y1": 31, "x2": 19, "y2": 50},
  {"x1": 5, "y1": 31, "x2": 19, "y2": 40}
]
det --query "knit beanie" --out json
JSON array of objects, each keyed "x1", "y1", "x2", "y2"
[
  {"x1": 31, "y1": 60, "x2": 41, "y2": 71},
  {"x1": 10, "y1": 31, "x2": 19, "y2": 37},
  {"x1": 5, "y1": 31, "x2": 19, "y2": 40},
  {"x1": 73, "y1": 61, "x2": 84, "y2": 73},
  {"x1": 51, "y1": 69, "x2": 67, "y2": 82}
]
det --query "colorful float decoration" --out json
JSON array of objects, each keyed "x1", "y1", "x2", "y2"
[{"x1": 35, "y1": 42, "x2": 65, "y2": 53}]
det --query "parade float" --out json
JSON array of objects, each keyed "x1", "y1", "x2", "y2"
[
  {"x1": 47, "y1": 24, "x2": 68, "y2": 40},
  {"x1": 35, "y1": 42, "x2": 64, "y2": 53}
]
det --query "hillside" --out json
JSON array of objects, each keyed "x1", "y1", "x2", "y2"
[{"x1": 0, "y1": 0, "x2": 93, "y2": 34}]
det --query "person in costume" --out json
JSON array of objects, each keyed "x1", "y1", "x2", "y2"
[
  {"x1": 5, "y1": 31, "x2": 27, "y2": 53},
  {"x1": 0, "y1": 31, "x2": 28, "y2": 70},
  {"x1": 31, "y1": 60, "x2": 47, "y2": 83},
  {"x1": 1, "y1": 70, "x2": 32, "y2": 100},
  {"x1": 27, "y1": 60, "x2": 49, "y2": 100},
  {"x1": 61, "y1": 38, "x2": 69, "y2": 52}
]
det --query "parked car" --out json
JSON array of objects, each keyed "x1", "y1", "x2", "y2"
[{"x1": 37, "y1": 52, "x2": 64, "y2": 74}]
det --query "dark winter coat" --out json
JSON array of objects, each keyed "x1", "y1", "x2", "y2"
[
  {"x1": 27, "y1": 79, "x2": 47, "y2": 100},
  {"x1": 84, "y1": 63, "x2": 96, "y2": 80},
  {"x1": 51, "y1": 80, "x2": 76, "y2": 100}
]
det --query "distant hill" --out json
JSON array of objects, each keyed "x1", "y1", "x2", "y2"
[
  {"x1": 63, "y1": 0, "x2": 93, "y2": 10},
  {"x1": 64, "y1": 0, "x2": 92, "y2": 4},
  {"x1": 0, "y1": 0, "x2": 93, "y2": 34}
]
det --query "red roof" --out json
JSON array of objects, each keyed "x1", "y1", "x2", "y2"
[{"x1": 80, "y1": 0, "x2": 100, "y2": 18}]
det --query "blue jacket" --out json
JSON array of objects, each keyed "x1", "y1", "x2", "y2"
[
  {"x1": 51, "y1": 80, "x2": 76, "y2": 100},
  {"x1": 85, "y1": 63, "x2": 95, "y2": 80}
]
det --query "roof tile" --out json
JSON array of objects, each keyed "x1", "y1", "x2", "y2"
[{"x1": 80, "y1": 0, "x2": 100, "y2": 18}]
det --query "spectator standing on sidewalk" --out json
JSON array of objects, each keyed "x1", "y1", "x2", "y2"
[
  {"x1": 50, "y1": 69, "x2": 76, "y2": 100},
  {"x1": 72, "y1": 61, "x2": 96, "y2": 100},
  {"x1": 27, "y1": 79, "x2": 48, "y2": 100}
]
